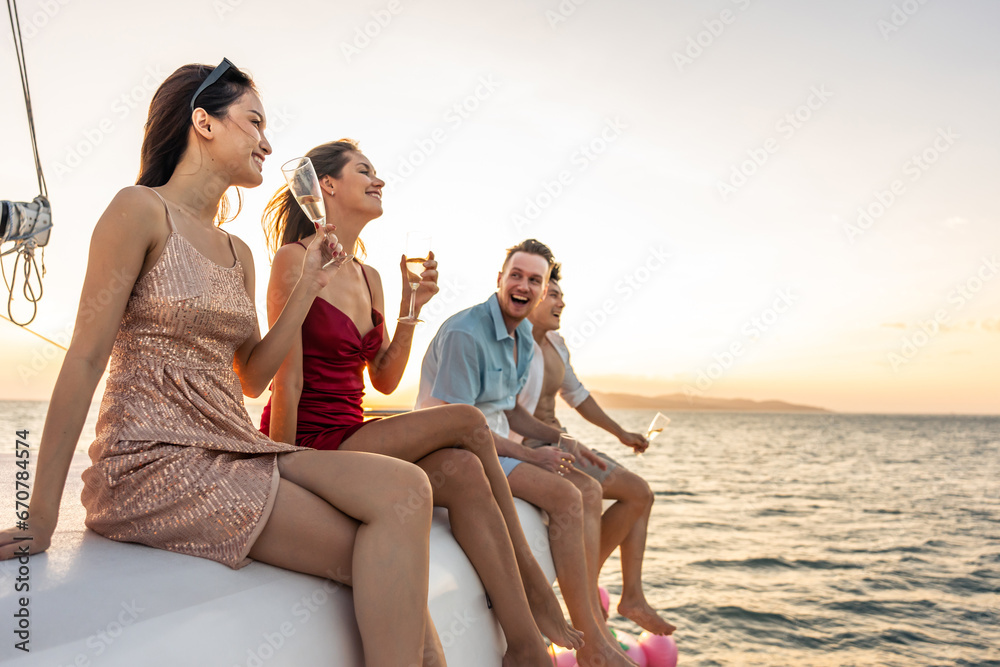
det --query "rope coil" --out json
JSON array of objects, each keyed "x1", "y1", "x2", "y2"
[{"x1": 3, "y1": 0, "x2": 51, "y2": 327}]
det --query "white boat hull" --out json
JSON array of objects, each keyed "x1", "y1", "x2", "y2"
[{"x1": 0, "y1": 452, "x2": 557, "y2": 666}]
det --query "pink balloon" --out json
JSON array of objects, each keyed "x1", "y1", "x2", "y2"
[
  {"x1": 551, "y1": 647, "x2": 578, "y2": 667},
  {"x1": 639, "y1": 631, "x2": 678, "y2": 667},
  {"x1": 616, "y1": 631, "x2": 648, "y2": 667},
  {"x1": 598, "y1": 586, "x2": 610, "y2": 614}
]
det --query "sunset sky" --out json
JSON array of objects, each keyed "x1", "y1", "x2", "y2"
[{"x1": 1, "y1": 0, "x2": 997, "y2": 414}]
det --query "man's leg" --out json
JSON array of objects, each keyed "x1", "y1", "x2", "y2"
[
  {"x1": 508, "y1": 463, "x2": 637, "y2": 667},
  {"x1": 601, "y1": 469, "x2": 676, "y2": 635}
]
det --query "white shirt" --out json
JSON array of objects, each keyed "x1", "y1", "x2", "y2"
[{"x1": 511, "y1": 331, "x2": 590, "y2": 443}]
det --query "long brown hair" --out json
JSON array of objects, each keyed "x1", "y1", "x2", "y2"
[
  {"x1": 262, "y1": 139, "x2": 367, "y2": 258},
  {"x1": 137, "y1": 62, "x2": 258, "y2": 226}
]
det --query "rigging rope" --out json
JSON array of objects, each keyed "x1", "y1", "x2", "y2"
[
  {"x1": 7, "y1": 0, "x2": 47, "y2": 197},
  {"x1": 3, "y1": 0, "x2": 50, "y2": 326}
]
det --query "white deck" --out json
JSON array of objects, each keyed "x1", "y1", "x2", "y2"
[{"x1": 0, "y1": 452, "x2": 556, "y2": 666}]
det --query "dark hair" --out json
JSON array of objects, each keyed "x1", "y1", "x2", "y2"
[
  {"x1": 502, "y1": 239, "x2": 557, "y2": 274},
  {"x1": 549, "y1": 263, "x2": 561, "y2": 283},
  {"x1": 136, "y1": 62, "x2": 258, "y2": 225},
  {"x1": 262, "y1": 139, "x2": 366, "y2": 257}
]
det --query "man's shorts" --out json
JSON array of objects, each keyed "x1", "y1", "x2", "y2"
[
  {"x1": 570, "y1": 448, "x2": 620, "y2": 484},
  {"x1": 499, "y1": 455, "x2": 522, "y2": 477}
]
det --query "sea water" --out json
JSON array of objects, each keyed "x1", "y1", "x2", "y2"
[{"x1": 2, "y1": 402, "x2": 997, "y2": 666}]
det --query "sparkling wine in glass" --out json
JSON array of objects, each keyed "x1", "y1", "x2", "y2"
[
  {"x1": 646, "y1": 412, "x2": 671, "y2": 441},
  {"x1": 399, "y1": 231, "x2": 431, "y2": 324},
  {"x1": 556, "y1": 434, "x2": 578, "y2": 476},
  {"x1": 281, "y1": 157, "x2": 352, "y2": 269}
]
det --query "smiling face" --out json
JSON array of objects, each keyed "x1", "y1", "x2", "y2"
[
  {"x1": 529, "y1": 279, "x2": 564, "y2": 333},
  {"x1": 324, "y1": 152, "x2": 384, "y2": 220},
  {"x1": 496, "y1": 251, "x2": 550, "y2": 329},
  {"x1": 215, "y1": 90, "x2": 271, "y2": 188}
]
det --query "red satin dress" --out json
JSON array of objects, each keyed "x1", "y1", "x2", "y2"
[{"x1": 260, "y1": 252, "x2": 384, "y2": 450}]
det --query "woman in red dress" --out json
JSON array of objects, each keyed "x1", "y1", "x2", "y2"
[
  {"x1": 261, "y1": 140, "x2": 585, "y2": 666},
  {"x1": 0, "y1": 63, "x2": 439, "y2": 666}
]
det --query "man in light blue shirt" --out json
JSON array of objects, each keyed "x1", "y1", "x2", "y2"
[
  {"x1": 415, "y1": 290, "x2": 533, "y2": 444},
  {"x1": 417, "y1": 240, "x2": 638, "y2": 667}
]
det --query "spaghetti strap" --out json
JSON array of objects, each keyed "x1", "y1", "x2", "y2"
[
  {"x1": 223, "y1": 231, "x2": 239, "y2": 266},
  {"x1": 141, "y1": 186, "x2": 176, "y2": 233},
  {"x1": 359, "y1": 261, "x2": 375, "y2": 302}
]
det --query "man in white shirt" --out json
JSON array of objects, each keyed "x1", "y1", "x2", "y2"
[
  {"x1": 513, "y1": 270, "x2": 676, "y2": 636},
  {"x1": 417, "y1": 240, "x2": 638, "y2": 667}
]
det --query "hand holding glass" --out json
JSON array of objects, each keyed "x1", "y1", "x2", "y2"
[
  {"x1": 399, "y1": 232, "x2": 431, "y2": 324},
  {"x1": 556, "y1": 434, "x2": 579, "y2": 476},
  {"x1": 281, "y1": 157, "x2": 352, "y2": 269}
]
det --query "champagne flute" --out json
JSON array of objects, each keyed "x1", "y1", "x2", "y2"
[
  {"x1": 399, "y1": 231, "x2": 431, "y2": 324},
  {"x1": 281, "y1": 157, "x2": 352, "y2": 269},
  {"x1": 646, "y1": 412, "x2": 671, "y2": 441},
  {"x1": 556, "y1": 433, "x2": 578, "y2": 477}
]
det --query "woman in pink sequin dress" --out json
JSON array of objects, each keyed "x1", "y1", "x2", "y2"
[
  {"x1": 0, "y1": 62, "x2": 442, "y2": 665},
  {"x1": 259, "y1": 141, "x2": 588, "y2": 665}
]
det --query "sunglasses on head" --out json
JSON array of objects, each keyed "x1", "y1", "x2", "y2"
[{"x1": 190, "y1": 58, "x2": 235, "y2": 112}]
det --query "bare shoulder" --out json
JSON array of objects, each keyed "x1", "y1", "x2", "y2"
[
  {"x1": 227, "y1": 233, "x2": 255, "y2": 267},
  {"x1": 359, "y1": 262, "x2": 383, "y2": 287},
  {"x1": 271, "y1": 240, "x2": 307, "y2": 272},
  {"x1": 96, "y1": 186, "x2": 167, "y2": 238}
]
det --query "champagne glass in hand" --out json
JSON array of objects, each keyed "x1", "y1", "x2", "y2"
[
  {"x1": 399, "y1": 231, "x2": 431, "y2": 324},
  {"x1": 645, "y1": 412, "x2": 671, "y2": 441},
  {"x1": 281, "y1": 157, "x2": 351, "y2": 269}
]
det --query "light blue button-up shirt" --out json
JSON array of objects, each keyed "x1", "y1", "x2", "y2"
[{"x1": 415, "y1": 293, "x2": 534, "y2": 438}]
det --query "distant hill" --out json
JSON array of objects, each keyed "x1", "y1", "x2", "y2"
[{"x1": 588, "y1": 391, "x2": 832, "y2": 413}]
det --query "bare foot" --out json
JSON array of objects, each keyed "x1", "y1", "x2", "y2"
[
  {"x1": 527, "y1": 586, "x2": 585, "y2": 650},
  {"x1": 617, "y1": 597, "x2": 676, "y2": 636},
  {"x1": 576, "y1": 639, "x2": 639, "y2": 667}
]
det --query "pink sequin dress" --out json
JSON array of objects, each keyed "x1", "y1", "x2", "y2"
[{"x1": 81, "y1": 188, "x2": 303, "y2": 569}]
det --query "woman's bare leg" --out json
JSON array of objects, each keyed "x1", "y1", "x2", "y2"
[
  {"x1": 249, "y1": 450, "x2": 434, "y2": 667},
  {"x1": 417, "y1": 449, "x2": 551, "y2": 666},
  {"x1": 508, "y1": 464, "x2": 636, "y2": 667},
  {"x1": 340, "y1": 405, "x2": 583, "y2": 650}
]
